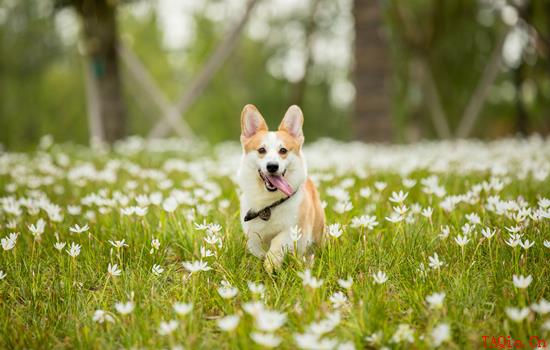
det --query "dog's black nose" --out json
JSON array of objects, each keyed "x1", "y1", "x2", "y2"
[{"x1": 266, "y1": 162, "x2": 279, "y2": 173}]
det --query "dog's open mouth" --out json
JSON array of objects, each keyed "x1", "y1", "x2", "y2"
[{"x1": 258, "y1": 170, "x2": 293, "y2": 196}]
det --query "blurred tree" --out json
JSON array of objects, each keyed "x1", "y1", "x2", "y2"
[
  {"x1": 54, "y1": 0, "x2": 127, "y2": 144},
  {"x1": 353, "y1": 0, "x2": 392, "y2": 142}
]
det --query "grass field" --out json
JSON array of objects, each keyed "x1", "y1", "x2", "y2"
[{"x1": 1, "y1": 136, "x2": 549, "y2": 349}]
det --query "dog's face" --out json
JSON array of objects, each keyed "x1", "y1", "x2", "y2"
[{"x1": 239, "y1": 105, "x2": 307, "y2": 197}]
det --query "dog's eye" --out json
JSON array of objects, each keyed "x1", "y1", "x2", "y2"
[
  {"x1": 258, "y1": 147, "x2": 266, "y2": 154},
  {"x1": 279, "y1": 148, "x2": 288, "y2": 155}
]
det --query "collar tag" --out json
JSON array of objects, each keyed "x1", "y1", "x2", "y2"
[
  {"x1": 243, "y1": 186, "x2": 299, "y2": 222},
  {"x1": 258, "y1": 208, "x2": 271, "y2": 221}
]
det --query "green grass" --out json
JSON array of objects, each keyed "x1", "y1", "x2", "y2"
[{"x1": 0, "y1": 138, "x2": 549, "y2": 349}]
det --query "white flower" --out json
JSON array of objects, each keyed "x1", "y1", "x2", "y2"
[
  {"x1": 372, "y1": 271, "x2": 388, "y2": 284},
  {"x1": 505, "y1": 237, "x2": 520, "y2": 247},
  {"x1": 200, "y1": 246, "x2": 215, "y2": 258},
  {"x1": 298, "y1": 269, "x2": 324, "y2": 289},
  {"x1": 539, "y1": 197, "x2": 550, "y2": 209},
  {"x1": 69, "y1": 224, "x2": 89, "y2": 234},
  {"x1": 248, "y1": 281, "x2": 266, "y2": 295},
  {"x1": 152, "y1": 264, "x2": 164, "y2": 276},
  {"x1": 0, "y1": 270, "x2": 6, "y2": 280},
  {"x1": 329, "y1": 291, "x2": 347, "y2": 308},
  {"x1": 243, "y1": 301, "x2": 265, "y2": 316},
  {"x1": 250, "y1": 332, "x2": 282, "y2": 348},
  {"x1": 333, "y1": 201, "x2": 353, "y2": 214},
  {"x1": 158, "y1": 319, "x2": 179, "y2": 335},
  {"x1": 512, "y1": 274, "x2": 532, "y2": 289},
  {"x1": 431, "y1": 323, "x2": 451, "y2": 347},
  {"x1": 374, "y1": 181, "x2": 387, "y2": 191},
  {"x1": 531, "y1": 299, "x2": 550, "y2": 314},
  {"x1": 150, "y1": 238, "x2": 160, "y2": 254},
  {"x1": 439, "y1": 225, "x2": 450, "y2": 239},
  {"x1": 365, "y1": 331, "x2": 383, "y2": 345},
  {"x1": 255, "y1": 309, "x2": 287, "y2": 332},
  {"x1": 389, "y1": 190, "x2": 408, "y2": 203},
  {"x1": 461, "y1": 223, "x2": 474, "y2": 235},
  {"x1": 544, "y1": 240, "x2": 550, "y2": 248},
  {"x1": 108, "y1": 239, "x2": 128, "y2": 249},
  {"x1": 218, "y1": 286, "x2": 238, "y2": 299},
  {"x1": 162, "y1": 197, "x2": 178, "y2": 213},
  {"x1": 428, "y1": 253, "x2": 445, "y2": 270},
  {"x1": 465, "y1": 212, "x2": 481, "y2": 225},
  {"x1": 360, "y1": 187, "x2": 372, "y2": 197},
  {"x1": 66, "y1": 242, "x2": 81, "y2": 258},
  {"x1": 505, "y1": 307, "x2": 530, "y2": 322},
  {"x1": 519, "y1": 239, "x2": 535, "y2": 250},
  {"x1": 421, "y1": 207, "x2": 433, "y2": 218},
  {"x1": 506, "y1": 225, "x2": 522, "y2": 234},
  {"x1": 114, "y1": 301, "x2": 135, "y2": 315},
  {"x1": 454, "y1": 235, "x2": 470, "y2": 247},
  {"x1": 337, "y1": 276, "x2": 353, "y2": 289},
  {"x1": 350, "y1": 215, "x2": 379, "y2": 230},
  {"x1": 290, "y1": 225, "x2": 302, "y2": 242},
  {"x1": 294, "y1": 332, "x2": 338, "y2": 349},
  {"x1": 134, "y1": 206, "x2": 148, "y2": 216},
  {"x1": 54, "y1": 241, "x2": 66, "y2": 251},
  {"x1": 67, "y1": 205, "x2": 81, "y2": 215},
  {"x1": 394, "y1": 205, "x2": 409, "y2": 216},
  {"x1": 217, "y1": 315, "x2": 240, "y2": 331},
  {"x1": 481, "y1": 227, "x2": 496, "y2": 239},
  {"x1": 385, "y1": 213, "x2": 404, "y2": 223},
  {"x1": 92, "y1": 309, "x2": 114, "y2": 323},
  {"x1": 307, "y1": 311, "x2": 341, "y2": 335},
  {"x1": 327, "y1": 223, "x2": 343, "y2": 238},
  {"x1": 391, "y1": 323, "x2": 414, "y2": 343},
  {"x1": 107, "y1": 263, "x2": 122, "y2": 277},
  {"x1": 204, "y1": 234, "x2": 221, "y2": 246},
  {"x1": 121, "y1": 207, "x2": 135, "y2": 216},
  {"x1": 182, "y1": 260, "x2": 211, "y2": 273},
  {"x1": 426, "y1": 292, "x2": 446, "y2": 309},
  {"x1": 28, "y1": 219, "x2": 46, "y2": 236},
  {"x1": 338, "y1": 341, "x2": 355, "y2": 350},
  {"x1": 173, "y1": 302, "x2": 193, "y2": 316},
  {"x1": 1, "y1": 237, "x2": 16, "y2": 251}
]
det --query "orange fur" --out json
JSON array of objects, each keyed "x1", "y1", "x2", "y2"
[
  {"x1": 275, "y1": 130, "x2": 302, "y2": 156},
  {"x1": 242, "y1": 130, "x2": 268, "y2": 154},
  {"x1": 299, "y1": 178, "x2": 325, "y2": 243}
]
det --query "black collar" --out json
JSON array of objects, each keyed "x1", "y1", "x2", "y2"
[{"x1": 244, "y1": 189, "x2": 298, "y2": 222}]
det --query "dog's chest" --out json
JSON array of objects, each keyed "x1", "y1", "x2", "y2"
[{"x1": 241, "y1": 193, "x2": 301, "y2": 237}]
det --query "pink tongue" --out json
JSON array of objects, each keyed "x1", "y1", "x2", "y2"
[{"x1": 266, "y1": 175, "x2": 293, "y2": 196}]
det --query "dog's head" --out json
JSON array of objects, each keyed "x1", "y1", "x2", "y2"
[{"x1": 239, "y1": 104, "x2": 307, "y2": 197}]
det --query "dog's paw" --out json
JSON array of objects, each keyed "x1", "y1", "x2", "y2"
[
  {"x1": 263, "y1": 255, "x2": 282, "y2": 274},
  {"x1": 263, "y1": 258, "x2": 274, "y2": 274}
]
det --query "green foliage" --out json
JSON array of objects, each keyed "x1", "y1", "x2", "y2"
[{"x1": 1, "y1": 0, "x2": 549, "y2": 149}]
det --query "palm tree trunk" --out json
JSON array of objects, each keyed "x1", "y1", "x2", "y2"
[{"x1": 353, "y1": 0, "x2": 392, "y2": 142}]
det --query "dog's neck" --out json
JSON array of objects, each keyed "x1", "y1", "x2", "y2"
[{"x1": 244, "y1": 180, "x2": 304, "y2": 212}]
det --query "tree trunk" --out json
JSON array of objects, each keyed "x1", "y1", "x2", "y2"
[
  {"x1": 353, "y1": 0, "x2": 392, "y2": 142},
  {"x1": 513, "y1": 63, "x2": 529, "y2": 136},
  {"x1": 76, "y1": 0, "x2": 126, "y2": 144}
]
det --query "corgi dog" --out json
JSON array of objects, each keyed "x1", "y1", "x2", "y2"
[{"x1": 237, "y1": 104, "x2": 325, "y2": 273}]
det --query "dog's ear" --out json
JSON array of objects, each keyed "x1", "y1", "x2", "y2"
[
  {"x1": 279, "y1": 105, "x2": 304, "y2": 139},
  {"x1": 241, "y1": 104, "x2": 268, "y2": 138}
]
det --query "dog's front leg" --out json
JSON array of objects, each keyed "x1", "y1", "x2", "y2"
[
  {"x1": 247, "y1": 232, "x2": 266, "y2": 258},
  {"x1": 264, "y1": 231, "x2": 293, "y2": 273}
]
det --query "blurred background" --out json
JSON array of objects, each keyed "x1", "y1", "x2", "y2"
[{"x1": 1, "y1": 0, "x2": 549, "y2": 149}]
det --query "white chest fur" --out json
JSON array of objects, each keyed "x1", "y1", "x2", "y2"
[
  {"x1": 241, "y1": 188, "x2": 302, "y2": 237},
  {"x1": 239, "y1": 186, "x2": 308, "y2": 257}
]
